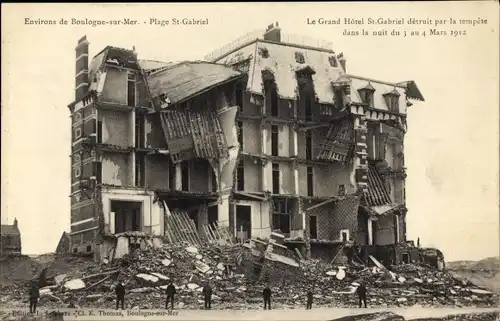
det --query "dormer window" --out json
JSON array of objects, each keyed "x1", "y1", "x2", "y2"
[
  {"x1": 358, "y1": 83, "x2": 375, "y2": 108},
  {"x1": 383, "y1": 88, "x2": 401, "y2": 113},
  {"x1": 295, "y1": 52, "x2": 305, "y2": 64},
  {"x1": 258, "y1": 47, "x2": 269, "y2": 59},
  {"x1": 328, "y1": 56, "x2": 338, "y2": 68}
]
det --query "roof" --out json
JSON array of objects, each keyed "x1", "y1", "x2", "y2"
[
  {"x1": 1, "y1": 224, "x2": 20, "y2": 235},
  {"x1": 348, "y1": 76, "x2": 407, "y2": 113},
  {"x1": 364, "y1": 165, "x2": 393, "y2": 207},
  {"x1": 214, "y1": 40, "x2": 344, "y2": 104},
  {"x1": 138, "y1": 60, "x2": 179, "y2": 74},
  {"x1": 145, "y1": 61, "x2": 244, "y2": 105},
  {"x1": 396, "y1": 80, "x2": 425, "y2": 101}
]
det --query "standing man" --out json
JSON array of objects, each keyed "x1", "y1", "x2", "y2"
[
  {"x1": 355, "y1": 281, "x2": 367, "y2": 308},
  {"x1": 263, "y1": 285, "x2": 272, "y2": 310},
  {"x1": 29, "y1": 281, "x2": 40, "y2": 314},
  {"x1": 115, "y1": 281, "x2": 125, "y2": 310},
  {"x1": 202, "y1": 283, "x2": 213, "y2": 310},
  {"x1": 306, "y1": 290, "x2": 313, "y2": 310},
  {"x1": 165, "y1": 281, "x2": 176, "y2": 310}
]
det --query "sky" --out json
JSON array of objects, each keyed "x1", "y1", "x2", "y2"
[{"x1": 1, "y1": 2, "x2": 499, "y2": 262}]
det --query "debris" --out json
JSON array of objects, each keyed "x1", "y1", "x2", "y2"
[{"x1": 63, "y1": 279, "x2": 86, "y2": 291}]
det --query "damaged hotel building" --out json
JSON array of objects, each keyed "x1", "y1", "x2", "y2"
[{"x1": 68, "y1": 24, "x2": 424, "y2": 264}]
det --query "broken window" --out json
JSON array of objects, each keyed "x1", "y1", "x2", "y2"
[
  {"x1": 338, "y1": 184, "x2": 346, "y2": 196},
  {"x1": 272, "y1": 163, "x2": 280, "y2": 194},
  {"x1": 181, "y1": 160, "x2": 189, "y2": 191},
  {"x1": 271, "y1": 125, "x2": 279, "y2": 156},
  {"x1": 127, "y1": 72, "x2": 136, "y2": 107},
  {"x1": 97, "y1": 120, "x2": 103, "y2": 144},
  {"x1": 135, "y1": 154, "x2": 145, "y2": 186},
  {"x1": 112, "y1": 201, "x2": 142, "y2": 233},
  {"x1": 306, "y1": 130, "x2": 312, "y2": 160},
  {"x1": 295, "y1": 52, "x2": 305, "y2": 64},
  {"x1": 309, "y1": 215, "x2": 318, "y2": 239},
  {"x1": 168, "y1": 160, "x2": 176, "y2": 190},
  {"x1": 236, "y1": 205, "x2": 252, "y2": 240},
  {"x1": 264, "y1": 80, "x2": 279, "y2": 117},
  {"x1": 237, "y1": 121, "x2": 243, "y2": 149},
  {"x1": 135, "y1": 113, "x2": 145, "y2": 148},
  {"x1": 94, "y1": 162, "x2": 102, "y2": 184},
  {"x1": 328, "y1": 56, "x2": 338, "y2": 68},
  {"x1": 307, "y1": 166, "x2": 314, "y2": 197},
  {"x1": 237, "y1": 159, "x2": 245, "y2": 191}
]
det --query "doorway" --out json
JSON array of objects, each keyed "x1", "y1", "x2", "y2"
[
  {"x1": 235, "y1": 205, "x2": 252, "y2": 241},
  {"x1": 309, "y1": 215, "x2": 318, "y2": 239},
  {"x1": 208, "y1": 206, "x2": 218, "y2": 228}
]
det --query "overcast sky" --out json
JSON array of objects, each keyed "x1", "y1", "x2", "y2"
[{"x1": 2, "y1": 2, "x2": 499, "y2": 262}]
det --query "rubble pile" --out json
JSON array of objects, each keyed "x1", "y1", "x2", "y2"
[{"x1": 1, "y1": 239, "x2": 498, "y2": 310}]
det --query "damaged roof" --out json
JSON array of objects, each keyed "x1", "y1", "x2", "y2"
[
  {"x1": 214, "y1": 41, "x2": 344, "y2": 104},
  {"x1": 364, "y1": 165, "x2": 393, "y2": 207},
  {"x1": 145, "y1": 61, "x2": 244, "y2": 105},
  {"x1": 396, "y1": 80, "x2": 425, "y2": 101}
]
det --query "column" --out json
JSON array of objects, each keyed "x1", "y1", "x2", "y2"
[
  {"x1": 175, "y1": 163, "x2": 182, "y2": 190},
  {"x1": 351, "y1": 105, "x2": 368, "y2": 193},
  {"x1": 367, "y1": 217, "x2": 374, "y2": 245},
  {"x1": 218, "y1": 194, "x2": 230, "y2": 228}
]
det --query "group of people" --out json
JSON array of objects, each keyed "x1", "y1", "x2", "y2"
[
  {"x1": 26, "y1": 278, "x2": 368, "y2": 313},
  {"x1": 115, "y1": 280, "x2": 369, "y2": 310}
]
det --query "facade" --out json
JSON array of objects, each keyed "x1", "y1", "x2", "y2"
[
  {"x1": 68, "y1": 24, "x2": 424, "y2": 261},
  {"x1": 1, "y1": 218, "x2": 22, "y2": 257}
]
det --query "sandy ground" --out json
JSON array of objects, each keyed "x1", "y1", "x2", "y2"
[{"x1": 0, "y1": 307, "x2": 499, "y2": 321}]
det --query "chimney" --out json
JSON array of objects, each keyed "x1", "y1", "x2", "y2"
[
  {"x1": 13, "y1": 218, "x2": 18, "y2": 227},
  {"x1": 263, "y1": 22, "x2": 281, "y2": 42},
  {"x1": 337, "y1": 53, "x2": 346, "y2": 72},
  {"x1": 75, "y1": 36, "x2": 90, "y2": 102}
]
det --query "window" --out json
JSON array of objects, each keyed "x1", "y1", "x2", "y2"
[
  {"x1": 74, "y1": 167, "x2": 81, "y2": 179},
  {"x1": 168, "y1": 160, "x2": 176, "y2": 190},
  {"x1": 338, "y1": 184, "x2": 346, "y2": 196},
  {"x1": 359, "y1": 88, "x2": 374, "y2": 108},
  {"x1": 307, "y1": 166, "x2": 314, "y2": 197},
  {"x1": 237, "y1": 121, "x2": 243, "y2": 149},
  {"x1": 181, "y1": 160, "x2": 189, "y2": 191},
  {"x1": 74, "y1": 154, "x2": 81, "y2": 164},
  {"x1": 295, "y1": 52, "x2": 305, "y2": 64},
  {"x1": 340, "y1": 229, "x2": 350, "y2": 242},
  {"x1": 127, "y1": 73, "x2": 136, "y2": 107},
  {"x1": 4, "y1": 235, "x2": 11, "y2": 246},
  {"x1": 135, "y1": 113, "x2": 145, "y2": 148},
  {"x1": 272, "y1": 198, "x2": 292, "y2": 234},
  {"x1": 74, "y1": 128, "x2": 82, "y2": 140},
  {"x1": 265, "y1": 81, "x2": 279, "y2": 117},
  {"x1": 384, "y1": 91, "x2": 400, "y2": 113},
  {"x1": 135, "y1": 154, "x2": 145, "y2": 186},
  {"x1": 306, "y1": 130, "x2": 312, "y2": 160},
  {"x1": 86, "y1": 245, "x2": 92, "y2": 253},
  {"x1": 237, "y1": 159, "x2": 245, "y2": 191},
  {"x1": 272, "y1": 163, "x2": 280, "y2": 194},
  {"x1": 328, "y1": 56, "x2": 338, "y2": 68},
  {"x1": 305, "y1": 96, "x2": 312, "y2": 121},
  {"x1": 258, "y1": 47, "x2": 269, "y2": 59},
  {"x1": 74, "y1": 112, "x2": 82, "y2": 122},
  {"x1": 271, "y1": 125, "x2": 279, "y2": 156},
  {"x1": 334, "y1": 89, "x2": 344, "y2": 109},
  {"x1": 94, "y1": 162, "x2": 102, "y2": 184},
  {"x1": 95, "y1": 120, "x2": 103, "y2": 144}
]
